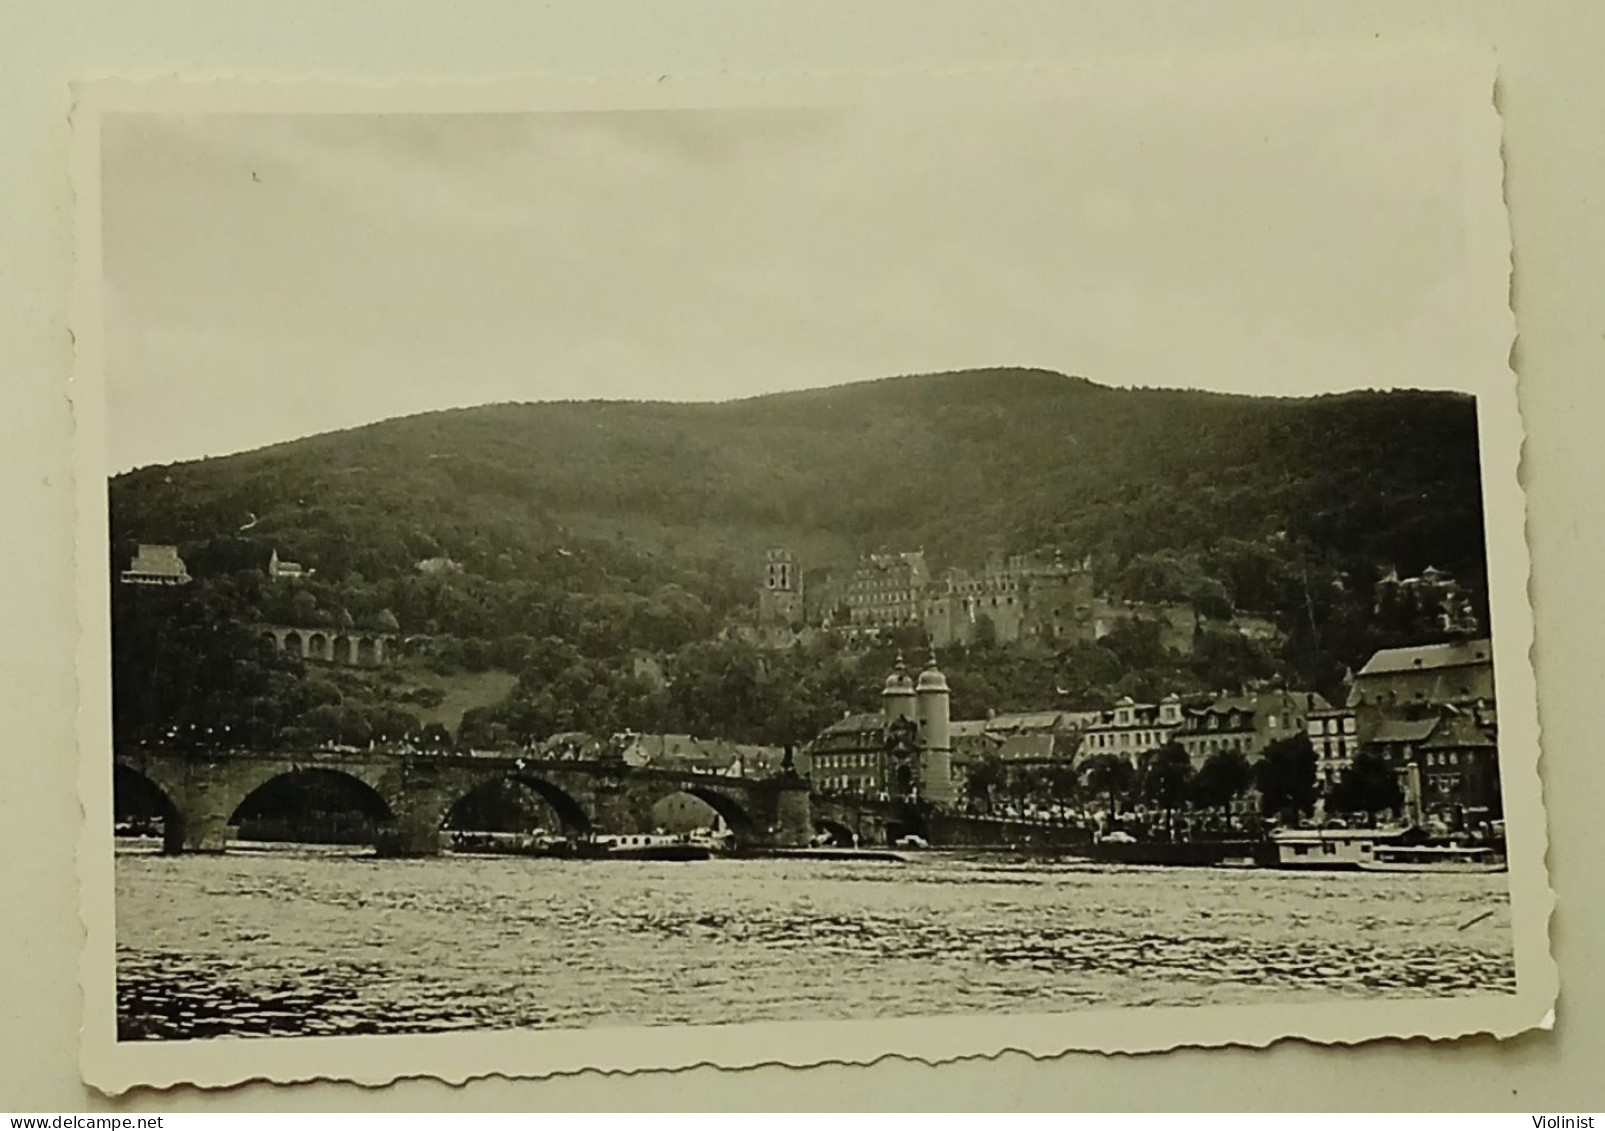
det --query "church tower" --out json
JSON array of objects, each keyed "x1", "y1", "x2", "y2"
[
  {"x1": 914, "y1": 650, "x2": 957, "y2": 805},
  {"x1": 758, "y1": 548, "x2": 804, "y2": 625}
]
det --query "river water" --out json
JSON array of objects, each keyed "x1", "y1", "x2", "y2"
[{"x1": 114, "y1": 846, "x2": 1515, "y2": 1041}]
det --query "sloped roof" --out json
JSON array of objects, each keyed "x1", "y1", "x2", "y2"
[
  {"x1": 1358, "y1": 639, "x2": 1493, "y2": 676},
  {"x1": 1187, "y1": 689, "x2": 1332, "y2": 717},
  {"x1": 1370, "y1": 718, "x2": 1441, "y2": 744},
  {"x1": 810, "y1": 712, "x2": 888, "y2": 752},
  {"x1": 819, "y1": 712, "x2": 885, "y2": 736},
  {"x1": 984, "y1": 711, "x2": 1078, "y2": 734},
  {"x1": 1419, "y1": 712, "x2": 1497, "y2": 750},
  {"x1": 997, "y1": 735, "x2": 1059, "y2": 762}
]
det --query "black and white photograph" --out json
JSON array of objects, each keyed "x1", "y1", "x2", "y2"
[{"x1": 72, "y1": 60, "x2": 1549, "y2": 1090}]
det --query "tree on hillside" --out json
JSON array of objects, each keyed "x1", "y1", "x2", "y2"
[
  {"x1": 1256, "y1": 733, "x2": 1319, "y2": 822},
  {"x1": 1328, "y1": 748, "x2": 1402, "y2": 821},
  {"x1": 1191, "y1": 748, "x2": 1254, "y2": 811}
]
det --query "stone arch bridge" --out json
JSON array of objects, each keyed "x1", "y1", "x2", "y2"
[
  {"x1": 258, "y1": 625, "x2": 429, "y2": 668},
  {"x1": 114, "y1": 745, "x2": 821, "y2": 856}
]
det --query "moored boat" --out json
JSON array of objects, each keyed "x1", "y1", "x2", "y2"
[
  {"x1": 1356, "y1": 843, "x2": 1505, "y2": 873},
  {"x1": 1270, "y1": 827, "x2": 1506, "y2": 872},
  {"x1": 1270, "y1": 827, "x2": 1408, "y2": 870},
  {"x1": 595, "y1": 833, "x2": 711, "y2": 861}
]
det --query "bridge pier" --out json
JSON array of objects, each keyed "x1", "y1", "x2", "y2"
[
  {"x1": 169, "y1": 777, "x2": 238, "y2": 853},
  {"x1": 375, "y1": 819, "x2": 442, "y2": 858},
  {"x1": 169, "y1": 808, "x2": 234, "y2": 853},
  {"x1": 771, "y1": 781, "x2": 813, "y2": 848},
  {"x1": 372, "y1": 764, "x2": 449, "y2": 857},
  {"x1": 590, "y1": 781, "x2": 644, "y2": 836}
]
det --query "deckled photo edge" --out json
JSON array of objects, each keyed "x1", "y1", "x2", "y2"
[{"x1": 70, "y1": 54, "x2": 1552, "y2": 1096}]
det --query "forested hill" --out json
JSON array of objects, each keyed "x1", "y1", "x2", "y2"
[
  {"x1": 107, "y1": 368, "x2": 1491, "y2": 747},
  {"x1": 111, "y1": 366, "x2": 1487, "y2": 607}
]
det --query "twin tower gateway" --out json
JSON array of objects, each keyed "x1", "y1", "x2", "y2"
[{"x1": 880, "y1": 652, "x2": 957, "y2": 806}]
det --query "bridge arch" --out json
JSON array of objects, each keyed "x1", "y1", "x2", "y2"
[
  {"x1": 113, "y1": 763, "x2": 183, "y2": 854},
  {"x1": 441, "y1": 773, "x2": 592, "y2": 836},
  {"x1": 227, "y1": 766, "x2": 397, "y2": 847},
  {"x1": 813, "y1": 817, "x2": 857, "y2": 847},
  {"x1": 651, "y1": 784, "x2": 758, "y2": 839}
]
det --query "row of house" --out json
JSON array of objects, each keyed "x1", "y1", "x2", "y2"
[
  {"x1": 798, "y1": 636, "x2": 1500, "y2": 826},
  {"x1": 529, "y1": 730, "x2": 789, "y2": 779},
  {"x1": 950, "y1": 687, "x2": 1327, "y2": 775}
]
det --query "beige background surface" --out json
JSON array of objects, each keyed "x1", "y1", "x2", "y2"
[{"x1": 2, "y1": 0, "x2": 1601, "y2": 1112}]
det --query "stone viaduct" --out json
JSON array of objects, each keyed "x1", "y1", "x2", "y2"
[
  {"x1": 114, "y1": 745, "x2": 819, "y2": 856},
  {"x1": 258, "y1": 625, "x2": 426, "y2": 668}
]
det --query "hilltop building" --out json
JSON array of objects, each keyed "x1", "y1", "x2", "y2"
[
  {"x1": 757, "y1": 548, "x2": 805, "y2": 626},
  {"x1": 923, "y1": 551, "x2": 1096, "y2": 648},
  {"x1": 804, "y1": 652, "x2": 958, "y2": 805},
  {"x1": 1090, "y1": 598, "x2": 1200, "y2": 654},
  {"x1": 1374, "y1": 565, "x2": 1480, "y2": 637},
  {"x1": 844, "y1": 551, "x2": 931, "y2": 631},
  {"x1": 267, "y1": 548, "x2": 310, "y2": 581},
  {"x1": 810, "y1": 545, "x2": 1272, "y2": 654},
  {"x1": 120, "y1": 544, "x2": 191, "y2": 586}
]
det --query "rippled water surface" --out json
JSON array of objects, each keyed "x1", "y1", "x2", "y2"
[{"x1": 115, "y1": 847, "x2": 1515, "y2": 1040}]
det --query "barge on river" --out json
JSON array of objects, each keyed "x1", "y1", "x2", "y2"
[
  {"x1": 448, "y1": 830, "x2": 718, "y2": 861},
  {"x1": 1270, "y1": 827, "x2": 1505, "y2": 873}
]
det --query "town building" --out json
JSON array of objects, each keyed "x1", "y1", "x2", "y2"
[
  {"x1": 1172, "y1": 689, "x2": 1331, "y2": 768},
  {"x1": 973, "y1": 710, "x2": 1094, "y2": 765},
  {"x1": 945, "y1": 709, "x2": 1095, "y2": 808},
  {"x1": 120, "y1": 543, "x2": 192, "y2": 586},
  {"x1": 1306, "y1": 706, "x2": 1360, "y2": 787},
  {"x1": 1347, "y1": 638, "x2": 1495, "y2": 715},
  {"x1": 1416, "y1": 704, "x2": 1501, "y2": 820},
  {"x1": 610, "y1": 732, "x2": 786, "y2": 777},
  {"x1": 1337, "y1": 638, "x2": 1502, "y2": 824},
  {"x1": 803, "y1": 652, "x2": 957, "y2": 805},
  {"x1": 1077, "y1": 694, "x2": 1187, "y2": 762},
  {"x1": 1360, "y1": 703, "x2": 1500, "y2": 824}
]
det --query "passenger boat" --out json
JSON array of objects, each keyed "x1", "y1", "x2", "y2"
[
  {"x1": 594, "y1": 833, "x2": 711, "y2": 862},
  {"x1": 1270, "y1": 827, "x2": 1505, "y2": 873},
  {"x1": 1355, "y1": 843, "x2": 1506, "y2": 873},
  {"x1": 1270, "y1": 827, "x2": 1408, "y2": 870}
]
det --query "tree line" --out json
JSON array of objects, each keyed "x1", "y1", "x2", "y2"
[{"x1": 962, "y1": 733, "x2": 1404, "y2": 833}]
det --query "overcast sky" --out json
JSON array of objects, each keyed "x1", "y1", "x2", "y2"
[{"x1": 101, "y1": 72, "x2": 1490, "y2": 472}]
